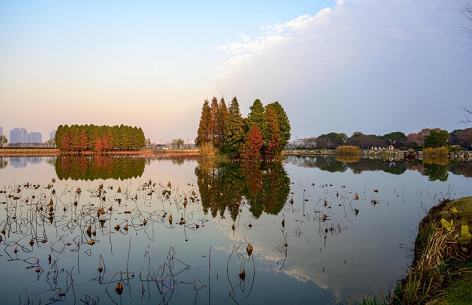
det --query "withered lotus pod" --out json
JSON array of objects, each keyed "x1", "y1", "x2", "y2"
[
  {"x1": 116, "y1": 281, "x2": 123, "y2": 295},
  {"x1": 246, "y1": 243, "x2": 253, "y2": 256},
  {"x1": 239, "y1": 269, "x2": 246, "y2": 280}
]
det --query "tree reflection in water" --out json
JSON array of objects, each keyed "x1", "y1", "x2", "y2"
[
  {"x1": 195, "y1": 160, "x2": 291, "y2": 220},
  {"x1": 285, "y1": 155, "x2": 469, "y2": 181},
  {"x1": 55, "y1": 155, "x2": 146, "y2": 180}
]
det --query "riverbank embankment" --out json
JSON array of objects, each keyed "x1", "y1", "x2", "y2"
[{"x1": 0, "y1": 148, "x2": 200, "y2": 157}]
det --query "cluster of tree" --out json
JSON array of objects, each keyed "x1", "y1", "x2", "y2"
[
  {"x1": 172, "y1": 138, "x2": 185, "y2": 149},
  {"x1": 55, "y1": 155, "x2": 145, "y2": 180},
  {"x1": 55, "y1": 124, "x2": 145, "y2": 152},
  {"x1": 0, "y1": 135, "x2": 7, "y2": 147},
  {"x1": 196, "y1": 97, "x2": 291, "y2": 159},
  {"x1": 291, "y1": 127, "x2": 472, "y2": 150},
  {"x1": 195, "y1": 160, "x2": 290, "y2": 219}
]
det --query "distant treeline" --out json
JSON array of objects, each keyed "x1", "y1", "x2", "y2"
[
  {"x1": 291, "y1": 128, "x2": 472, "y2": 150},
  {"x1": 55, "y1": 124, "x2": 145, "y2": 152}
]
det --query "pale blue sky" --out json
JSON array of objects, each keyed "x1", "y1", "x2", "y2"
[{"x1": 1, "y1": 0, "x2": 471, "y2": 143}]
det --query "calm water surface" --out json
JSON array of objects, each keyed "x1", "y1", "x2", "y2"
[{"x1": 0, "y1": 155, "x2": 471, "y2": 304}]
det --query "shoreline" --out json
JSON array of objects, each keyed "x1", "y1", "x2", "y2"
[
  {"x1": 390, "y1": 196, "x2": 472, "y2": 304},
  {"x1": 0, "y1": 148, "x2": 200, "y2": 157}
]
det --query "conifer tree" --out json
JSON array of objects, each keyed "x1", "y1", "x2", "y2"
[
  {"x1": 215, "y1": 97, "x2": 228, "y2": 150},
  {"x1": 267, "y1": 101, "x2": 291, "y2": 149},
  {"x1": 209, "y1": 97, "x2": 219, "y2": 146},
  {"x1": 224, "y1": 97, "x2": 245, "y2": 157},
  {"x1": 196, "y1": 99, "x2": 211, "y2": 147},
  {"x1": 264, "y1": 104, "x2": 282, "y2": 158},
  {"x1": 246, "y1": 99, "x2": 269, "y2": 143}
]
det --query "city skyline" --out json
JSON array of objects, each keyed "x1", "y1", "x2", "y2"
[
  {"x1": 1, "y1": 1, "x2": 472, "y2": 143},
  {"x1": 7, "y1": 127, "x2": 44, "y2": 144}
]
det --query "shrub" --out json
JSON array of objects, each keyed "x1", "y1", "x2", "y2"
[
  {"x1": 423, "y1": 147, "x2": 448, "y2": 157},
  {"x1": 335, "y1": 146, "x2": 360, "y2": 155}
]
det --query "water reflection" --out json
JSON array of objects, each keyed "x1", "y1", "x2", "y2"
[
  {"x1": 7, "y1": 156, "x2": 44, "y2": 168},
  {"x1": 286, "y1": 155, "x2": 472, "y2": 180},
  {"x1": 0, "y1": 157, "x2": 7, "y2": 169},
  {"x1": 55, "y1": 155, "x2": 146, "y2": 180},
  {"x1": 195, "y1": 160, "x2": 291, "y2": 219},
  {"x1": 0, "y1": 156, "x2": 471, "y2": 304}
]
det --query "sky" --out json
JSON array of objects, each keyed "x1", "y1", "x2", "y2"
[{"x1": 1, "y1": 0, "x2": 472, "y2": 143}]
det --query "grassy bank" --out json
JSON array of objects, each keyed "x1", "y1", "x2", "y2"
[
  {"x1": 399, "y1": 196, "x2": 472, "y2": 305},
  {"x1": 341, "y1": 197, "x2": 472, "y2": 305}
]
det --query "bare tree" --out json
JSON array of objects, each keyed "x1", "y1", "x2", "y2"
[
  {"x1": 463, "y1": 3, "x2": 472, "y2": 37},
  {"x1": 458, "y1": 106, "x2": 472, "y2": 123}
]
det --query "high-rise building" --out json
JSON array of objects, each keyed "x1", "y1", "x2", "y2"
[
  {"x1": 28, "y1": 132, "x2": 42, "y2": 143},
  {"x1": 0, "y1": 126, "x2": 3, "y2": 136},
  {"x1": 50, "y1": 130, "x2": 56, "y2": 140},
  {"x1": 10, "y1": 128, "x2": 28, "y2": 143}
]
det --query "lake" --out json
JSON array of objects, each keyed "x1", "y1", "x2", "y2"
[{"x1": 0, "y1": 155, "x2": 471, "y2": 304}]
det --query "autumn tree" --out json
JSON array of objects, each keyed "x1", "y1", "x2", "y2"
[
  {"x1": 196, "y1": 97, "x2": 290, "y2": 159},
  {"x1": 240, "y1": 126, "x2": 263, "y2": 160},
  {"x1": 459, "y1": 128, "x2": 472, "y2": 148},
  {"x1": 267, "y1": 101, "x2": 291, "y2": 149},
  {"x1": 264, "y1": 104, "x2": 282, "y2": 158},
  {"x1": 54, "y1": 124, "x2": 143, "y2": 152}
]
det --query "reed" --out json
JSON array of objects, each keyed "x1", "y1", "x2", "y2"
[
  {"x1": 423, "y1": 147, "x2": 449, "y2": 157},
  {"x1": 199, "y1": 142, "x2": 216, "y2": 158},
  {"x1": 335, "y1": 146, "x2": 360, "y2": 155}
]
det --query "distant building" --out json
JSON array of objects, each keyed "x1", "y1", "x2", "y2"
[
  {"x1": 9, "y1": 128, "x2": 43, "y2": 144},
  {"x1": 0, "y1": 126, "x2": 3, "y2": 136},
  {"x1": 50, "y1": 130, "x2": 56, "y2": 140},
  {"x1": 10, "y1": 128, "x2": 28, "y2": 143},
  {"x1": 28, "y1": 132, "x2": 42, "y2": 143}
]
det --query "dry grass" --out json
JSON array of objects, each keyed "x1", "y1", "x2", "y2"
[
  {"x1": 199, "y1": 142, "x2": 217, "y2": 158},
  {"x1": 393, "y1": 197, "x2": 472, "y2": 304},
  {"x1": 335, "y1": 146, "x2": 360, "y2": 155},
  {"x1": 423, "y1": 147, "x2": 449, "y2": 158}
]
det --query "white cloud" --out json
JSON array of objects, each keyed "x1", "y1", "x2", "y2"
[{"x1": 213, "y1": 0, "x2": 472, "y2": 138}]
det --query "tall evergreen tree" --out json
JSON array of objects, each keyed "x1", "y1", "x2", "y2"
[
  {"x1": 215, "y1": 97, "x2": 228, "y2": 150},
  {"x1": 209, "y1": 97, "x2": 219, "y2": 146},
  {"x1": 196, "y1": 99, "x2": 211, "y2": 147},
  {"x1": 267, "y1": 101, "x2": 291, "y2": 149},
  {"x1": 224, "y1": 97, "x2": 245, "y2": 157}
]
